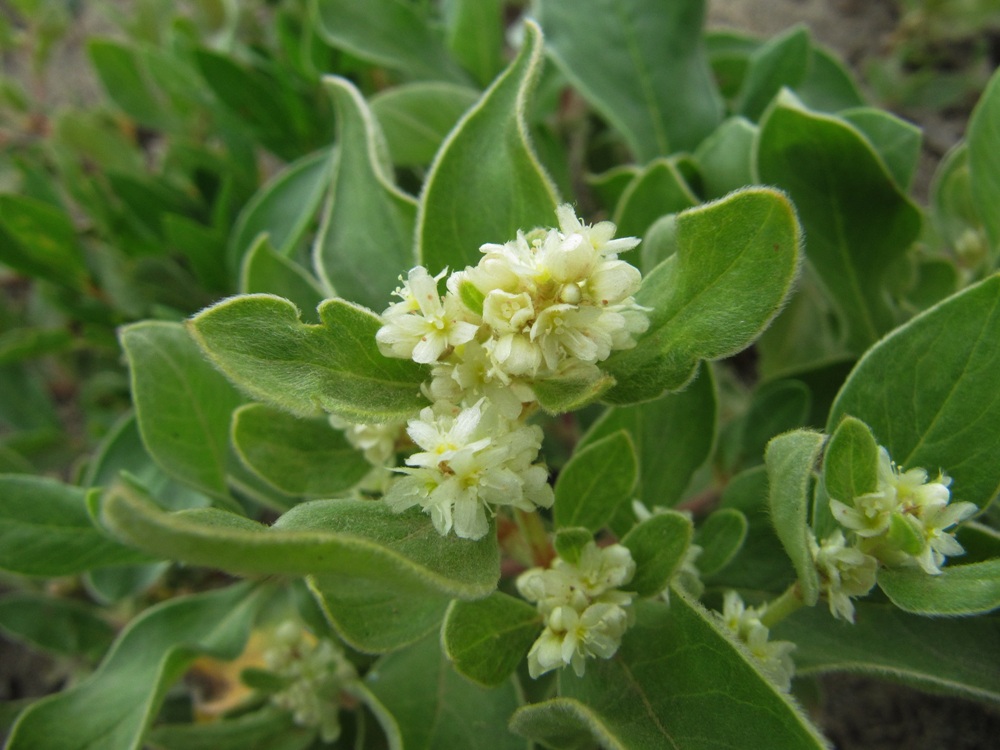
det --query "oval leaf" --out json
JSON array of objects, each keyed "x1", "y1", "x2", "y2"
[
  {"x1": 877, "y1": 560, "x2": 1000, "y2": 616},
  {"x1": 417, "y1": 19, "x2": 559, "y2": 273},
  {"x1": 188, "y1": 294, "x2": 427, "y2": 423},
  {"x1": 554, "y1": 430, "x2": 637, "y2": 532},
  {"x1": 829, "y1": 274, "x2": 1000, "y2": 509},
  {"x1": 621, "y1": 511, "x2": 693, "y2": 597}
]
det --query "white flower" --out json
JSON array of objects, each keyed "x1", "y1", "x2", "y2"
[
  {"x1": 718, "y1": 591, "x2": 796, "y2": 691},
  {"x1": 810, "y1": 531, "x2": 878, "y2": 622},
  {"x1": 384, "y1": 400, "x2": 552, "y2": 540},
  {"x1": 328, "y1": 415, "x2": 405, "y2": 468},
  {"x1": 376, "y1": 266, "x2": 479, "y2": 363},
  {"x1": 517, "y1": 541, "x2": 636, "y2": 678},
  {"x1": 829, "y1": 446, "x2": 975, "y2": 575}
]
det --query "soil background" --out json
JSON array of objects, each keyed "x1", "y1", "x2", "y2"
[{"x1": 3, "y1": 1, "x2": 1000, "y2": 748}]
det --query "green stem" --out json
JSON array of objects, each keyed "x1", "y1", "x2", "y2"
[{"x1": 759, "y1": 582, "x2": 805, "y2": 629}]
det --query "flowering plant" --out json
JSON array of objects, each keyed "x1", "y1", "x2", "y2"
[{"x1": 2, "y1": 2, "x2": 1000, "y2": 749}]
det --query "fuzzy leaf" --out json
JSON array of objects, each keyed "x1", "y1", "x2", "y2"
[
  {"x1": 603, "y1": 187, "x2": 801, "y2": 404},
  {"x1": 313, "y1": 77, "x2": 417, "y2": 310},
  {"x1": 442, "y1": 592, "x2": 542, "y2": 687},
  {"x1": 829, "y1": 274, "x2": 1000, "y2": 510},
  {"x1": 0, "y1": 194, "x2": 89, "y2": 291},
  {"x1": 968, "y1": 67, "x2": 1000, "y2": 256},
  {"x1": 6, "y1": 583, "x2": 265, "y2": 750},
  {"x1": 693, "y1": 116, "x2": 757, "y2": 200},
  {"x1": 877, "y1": 560, "x2": 1000, "y2": 616},
  {"x1": 362, "y1": 635, "x2": 525, "y2": 750},
  {"x1": 417, "y1": 20, "x2": 559, "y2": 273},
  {"x1": 736, "y1": 25, "x2": 810, "y2": 121},
  {"x1": 693, "y1": 508, "x2": 749, "y2": 577},
  {"x1": 536, "y1": 0, "x2": 722, "y2": 159},
  {"x1": 757, "y1": 91, "x2": 921, "y2": 352},
  {"x1": 313, "y1": 0, "x2": 468, "y2": 83},
  {"x1": 554, "y1": 430, "x2": 637, "y2": 532},
  {"x1": 822, "y1": 415, "x2": 880, "y2": 506},
  {"x1": 611, "y1": 158, "x2": 698, "y2": 240},
  {"x1": 230, "y1": 403, "x2": 370, "y2": 498},
  {"x1": 227, "y1": 149, "x2": 331, "y2": 273},
  {"x1": 510, "y1": 597, "x2": 827, "y2": 749},
  {"x1": 765, "y1": 430, "x2": 825, "y2": 605},
  {"x1": 0, "y1": 475, "x2": 149, "y2": 577},
  {"x1": 121, "y1": 321, "x2": 244, "y2": 504},
  {"x1": 98, "y1": 481, "x2": 498, "y2": 598},
  {"x1": 776, "y1": 602, "x2": 1000, "y2": 703},
  {"x1": 443, "y1": 0, "x2": 505, "y2": 87},
  {"x1": 621, "y1": 511, "x2": 692, "y2": 597},
  {"x1": 841, "y1": 107, "x2": 922, "y2": 190},
  {"x1": 370, "y1": 82, "x2": 480, "y2": 167},
  {"x1": 582, "y1": 363, "x2": 716, "y2": 511},
  {"x1": 188, "y1": 294, "x2": 427, "y2": 423},
  {"x1": 239, "y1": 235, "x2": 325, "y2": 320}
]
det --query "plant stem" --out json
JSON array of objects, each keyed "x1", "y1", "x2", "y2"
[{"x1": 759, "y1": 582, "x2": 805, "y2": 629}]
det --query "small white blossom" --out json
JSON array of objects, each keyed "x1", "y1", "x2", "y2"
[
  {"x1": 384, "y1": 399, "x2": 553, "y2": 540},
  {"x1": 517, "y1": 541, "x2": 636, "y2": 678},
  {"x1": 829, "y1": 447, "x2": 975, "y2": 575},
  {"x1": 264, "y1": 623, "x2": 356, "y2": 743},
  {"x1": 328, "y1": 415, "x2": 405, "y2": 468},
  {"x1": 376, "y1": 266, "x2": 479, "y2": 363},
  {"x1": 810, "y1": 531, "x2": 878, "y2": 623},
  {"x1": 718, "y1": 591, "x2": 796, "y2": 691}
]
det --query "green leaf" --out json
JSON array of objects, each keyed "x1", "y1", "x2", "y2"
[
  {"x1": 720, "y1": 378, "x2": 812, "y2": 474},
  {"x1": 532, "y1": 370, "x2": 615, "y2": 414},
  {"x1": 121, "y1": 321, "x2": 244, "y2": 504},
  {"x1": 0, "y1": 475, "x2": 149, "y2": 576},
  {"x1": 238, "y1": 235, "x2": 326, "y2": 320},
  {"x1": 313, "y1": 0, "x2": 468, "y2": 83},
  {"x1": 442, "y1": 592, "x2": 542, "y2": 687},
  {"x1": 765, "y1": 430, "x2": 825, "y2": 605},
  {"x1": 829, "y1": 274, "x2": 1000, "y2": 509},
  {"x1": 794, "y1": 45, "x2": 864, "y2": 112},
  {"x1": 231, "y1": 403, "x2": 370, "y2": 498},
  {"x1": 775, "y1": 602, "x2": 1000, "y2": 703},
  {"x1": 621, "y1": 511, "x2": 693, "y2": 597},
  {"x1": 536, "y1": 0, "x2": 722, "y2": 159},
  {"x1": 968, "y1": 67, "x2": 1000, "y2": 256},
  {"x1": 840, "y1": 107, "x2": 922, "y2": 190},
  {"x1": 162, "y1": 213, "x2": 227, "y2": 293},
  {"x1": 612, "y1": 158, "x2": 698, "y2": 240},
  {"x1": 693, "y1": 508, "x2": 749, "y2": 577},
  {"x1": 188, "y1": 294, "x2": 427, "y2": 423},
  {"x1": 708, "y1": 466, "x2": 796, "y2": 593},
  {"x1": 510, "y1": 597, "x2": 827, "y2": 749},
  {"x1": 553, "y1": 527, "x2": 595, "y2": 564},
  {"x1": 313, "y1": 77, "x2": 418, "y2": 311},
  {"x1": 735, "y1": 25, "x2": 811, "y2": 121},
  {"x1": 363, "y1": 634, "x2": 526, "y2": 750},
  {"x1": 603, "y1": 187, "x2": 801, "y2": 404},
  {"x1": 370, "y1": 82, "x2": 480, "y2": 167},
  {"x1": 757, "y1": 91, "x2": 922, "y2": 352},
  {"x1": 0, "y1": 194, "x2": 89, "y2": 290},
  {"x1": 693, "y1": 116, "x2": 757, "y2": 200},
  {"x1": 877, "y1": 560, "x2": 1000, "y2": 616},
  {"x1": 0, "y1": 592, "x2": 114, "y2": 661},
  {"x1": 87, "y1": 39, "x2": 170, "y2": 128},
  {"x1": 309, "y1": 572, "x2": 452, "y2": 653},
  {"x1": 146, "y1": 707, "x2": 314, "y2": 750},
  {"x1": 5, "y1": 583, "x2": 265, "y2": 750},
  {"x1": 822, "y1": 415, "x2": 880, "y2": 505},
  {"x1": 417, "y1": 20, "x2": 559, "y2": 273},
  {"x1": 443, "y1": 0, "x2": 505, "y2": 87},
  {"x1": 554, "y1": 430, "x2": 637, "y2": 532},
  {"x1": 227, "y1": 149, "x2": 332, "y2": 274}
]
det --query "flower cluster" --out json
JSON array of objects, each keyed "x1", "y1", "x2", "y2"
[
  {"x1": 358, "y1": 205, "x2": 647, "y2": 538},
  {"x1": 383, "y1": 399, "x2": 552, "y2": 539},
  {"x1": 829, "y1": 447, "x2": 975, "y2": 575},
  {"x1": 517, "y1": 541, "x2": 636, "y2": 678},
  {"x1": 264, "y1": 622, "x2": 357, "y2": 743},
  {"x1": 816, "y1": 445, "x2": 975, "y2": 621},
  {"x1": 376, "y1": 204, "x2": 648, "y2": 418},
  {"x1": 718, "y1": 591, "x2": 796, "y2": 691}
]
